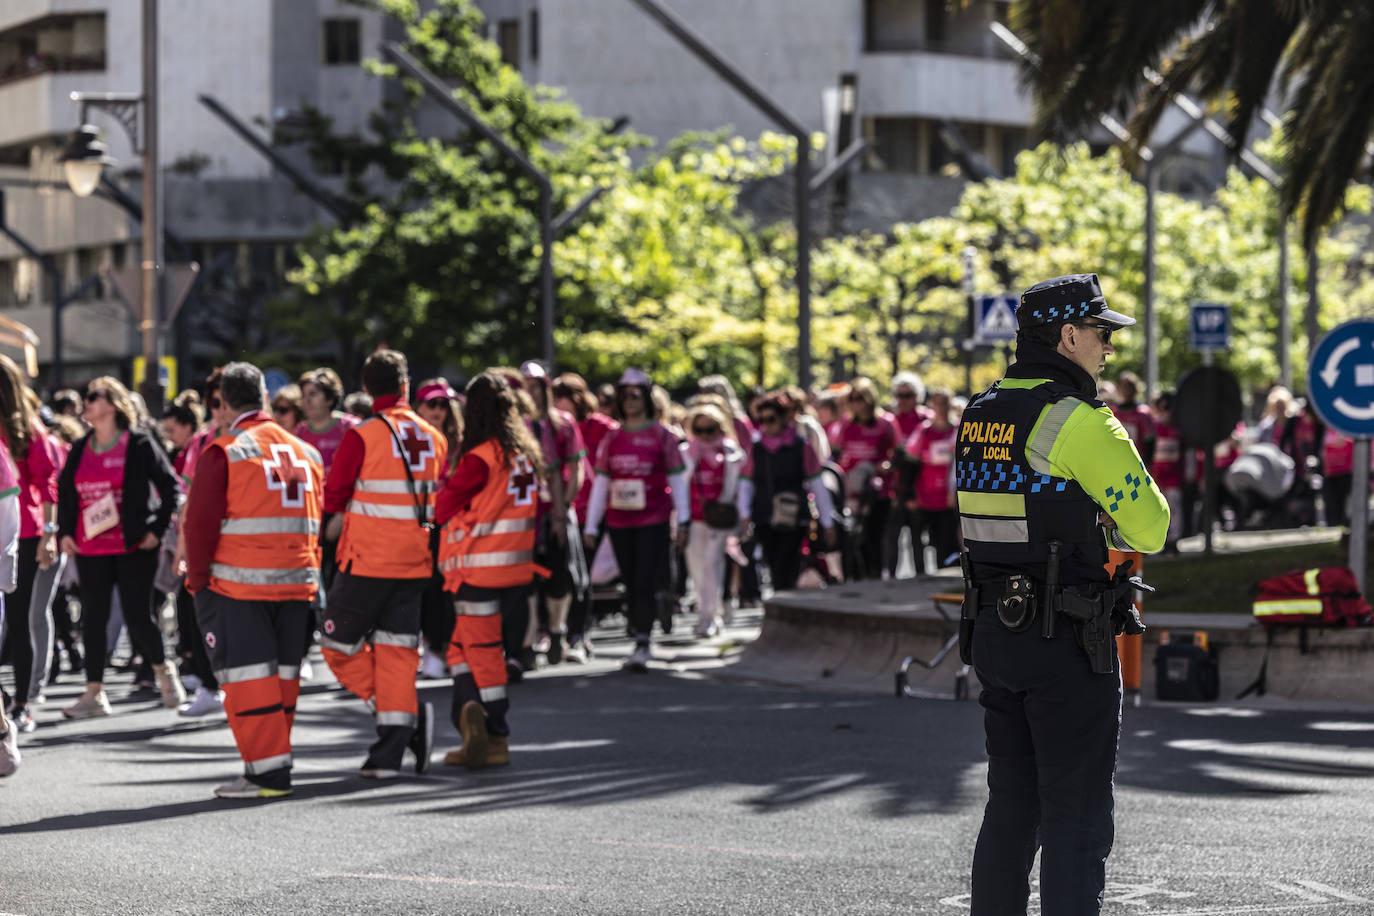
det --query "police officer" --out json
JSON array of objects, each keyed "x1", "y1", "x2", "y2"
[{"x1": 956, "y1": 274, "x2": 1169, "y2": 915}]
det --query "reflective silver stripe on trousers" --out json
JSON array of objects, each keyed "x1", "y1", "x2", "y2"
[
  {"x1": 451, "y1": 662, "x2": 471, "y2": 675},
  {"x1": 210, "y1": 563, "x2": 321, "y2": 586},
  {"x1": 449, "y1": 518, "x2": 536, "y2": 543},
  {"x1": 216, "y1": 661, "x2": 277, "y2": 684},
  {"x1": 479, "y1": 685, "x2": 508, "y2": 703},
  {"x1": 278, "y1": 665, "x2": 300, "y2": 681},
  {"x1": 373, "y1": 629, "x2": 420, "y2": 648},
  {"x1": 354, "y1": 478, "x2": 436, "y2": 494},
  {"x1": 245, "y1": 752, "x2": 292, "y2": 775},
  {"x1": 455, "y1": 600, "x2": 500, "y2": 618},
  {"x1": 376, "y1": 711, "x2": 417, "y2": 727},
  {"x1": 960, "y1": 516, "x2": 1030, "y2": 543},
  {"x1": 346, "y1": 500, "x2": 424, "y2": 520},
  {"x1": 319, "y1": 634, "x2": 366, "y2": 656},
  {"x1": 454, "y1": 550, "x2": 534, "y2": 569},
  {"x1": 220, "y1": 517, "x2": 321, "y2": 536}
]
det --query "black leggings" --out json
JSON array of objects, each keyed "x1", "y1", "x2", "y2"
[
  {"x1": 75, "y1": 549, "x2": 163, "y2": 684},
  {"x1": 609, "y1": 523, "x2": 672, "y2": 641},
  {"x1": 4, "y1": 538, "x2": 40, "y2": 706},
  {"x1": 757, "y1": 526, "x2": 807, "y2": 592}
]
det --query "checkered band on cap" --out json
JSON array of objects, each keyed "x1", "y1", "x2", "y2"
[{"x1": 1017, "y1": 273, "x2": 1106, "y2": 328}]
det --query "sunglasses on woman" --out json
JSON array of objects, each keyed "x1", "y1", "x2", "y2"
[
  {"x1": 424, "y1": 397, "x2": 449, "y2": 409},
  {"x1": 272, "y1": 405, "x2": 294, "y2": 415},
  {"x1": 83, "y1": 389, "x2": 110, "y2": 404},
  {"x1": 692, "y1": 425, "x2": 720, "y2": 437}
]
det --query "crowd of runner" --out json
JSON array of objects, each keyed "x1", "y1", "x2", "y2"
[{"x1": 0, "y1": 351, "x2": 1364, "y2": 785}]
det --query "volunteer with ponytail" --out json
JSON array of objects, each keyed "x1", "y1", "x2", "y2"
[
  {"x1": 582, "y1": 369, "x2": 689, "y2": 672},
  {"x1": 435, "y1": 371, "x2": 542, "y2": 769}
]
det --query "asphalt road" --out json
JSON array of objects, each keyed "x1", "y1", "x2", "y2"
[{"x1": 3, "y1": 623, "x2": 1374, "y2": 916}]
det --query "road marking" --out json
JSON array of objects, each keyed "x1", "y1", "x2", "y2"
[
  {"x1": 1168, "y1": 739, "x2": 1374, "y2": 767},
  {"x1": 1268, "y1": 881, "x2": 1328, "y2": 902},
  {"x1": 1307, "y1": 720, "x2": 1374, "y2": 732},
  {"x1": 1182, "y1": 708, "x2": 1263, "y2": 718},
  {"x1": 590, "y1": 839, "x2": 807, "y2": 859},
  {"x1": 1294, "y1": 881, "x2": 1371, "y2": 903},
  {"x1": 313, "y1": 872, "x2": 571, "y2": 891}
]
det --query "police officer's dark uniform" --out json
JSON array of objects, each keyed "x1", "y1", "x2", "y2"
[{"x1": 956, "y1": 274, "x2": 1170, "y2": 915}]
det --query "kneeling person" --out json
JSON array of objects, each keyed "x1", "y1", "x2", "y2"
[
  {"x1": 436, "y1": 372, "x2": 542, "y2": 769},
  {"x1": 184, "y1": 362, "x2": 324, "y2": 799}
]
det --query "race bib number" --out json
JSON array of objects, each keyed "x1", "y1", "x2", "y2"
[
  {"x1": 929, "y1": 441, "x2": 954, "y2": 464},
  {"x1": 83, "y1": 492, "x2": 119, "y2": 538},
  {"x1": 610, "y1": 478, "x2": 647, "y2": 512}
]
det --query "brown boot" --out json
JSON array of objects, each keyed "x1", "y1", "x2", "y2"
[
  {"x1": 457, "y1": 700, "x2": 489, "y2": 769},
  {"x1": 484, "y1": 735, "x2": 510, "y2": 768},
  {"x1": 154, "y1": 661, "x2": 186, "y2": 709},
  {"x1": 443, "y1": 747, "x2": 468, "y2": 767}
]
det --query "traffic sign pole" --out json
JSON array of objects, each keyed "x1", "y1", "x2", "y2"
[{"x1": 1353, "y1": 439, "x2": 1369, "y2": 595}]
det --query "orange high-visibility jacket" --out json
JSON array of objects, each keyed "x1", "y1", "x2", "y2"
[
  {"x1": 439, "y1": 439, "x2": 538, "y2": 592},
  {"x1": 209, "y1": 420, "x2": 324, "y2": 602},
  {"x1": 338, "y1": 406, "x2": 447, "y2": 579}
]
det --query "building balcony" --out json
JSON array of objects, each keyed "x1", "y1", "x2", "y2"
[
  {"x1": 0, "y1": 70, "x2": 105, "y2": 158},
  {"x1": 858, "y1": 50, "x2": 1028, "y2": 127},
  {"x1": 0, "y1": 49, "x2": 104, "y2": 88}
]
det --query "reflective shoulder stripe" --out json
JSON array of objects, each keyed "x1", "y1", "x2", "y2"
[
  {"x1": 956, "y1": 492, "x2": 1026, "y2": 518},
  {"x1": 346, "y1": 500, "x2": 422, "y2": 520},
  {"x1": 210, "y1": 563, "x2": 320, "y2": 587},
  {"x1": 1304, "y1": 568, "x2": 1322, "y2": 596},
  {"x1": 1027, "y1": 397, "x2": 1084, "y2": 476},
  {"x1": 215, "y1": 661, "x2": 277, "y2": 685},
  {"x1": 299, "y1": 442, "x2": 324, "y2": 467},
  {"x1": 959, "y1": 516, "x2": 1029, "y2": 543},
  {"x1": 1253, "y1": 599, "x2": 1324, "y2": 615},
  {"x1": 226, "y1": 432, "x2": 264, "y2": 463},
  {"x1": 354, "y1": 478, "x2": 436, "y2": 495},
  {"x1": 220, "y1": 517, "x2": 321, "y2": 536}
]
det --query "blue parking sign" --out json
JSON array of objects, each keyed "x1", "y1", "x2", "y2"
[{"x1": 1190, "y1": 302, "x2": 1230, "y2": 350}]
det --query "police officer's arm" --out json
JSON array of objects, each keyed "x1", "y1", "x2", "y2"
[{"x1": 1043, "y1": 402, "x2": 1170, "y2": 554}]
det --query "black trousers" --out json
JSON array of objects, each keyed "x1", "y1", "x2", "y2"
[
  {"x1": 75, "y1": 549, "x2": 163, "y2": 684},
  {"x1": 970, "y1": 607, "x2": 1122, "y2": 916},
  {"x1": 608, "y1": 523, "x2": 672, "y2": 641},
  {"x1": 915, "y1": 508, "x2": 959, "y2": 569},
  {"x1": 756, "y1": 526, "x2": 807, "y2": 592},
  {"x1": 419, "y1": 570, "x2": 454, "y2": 654}
]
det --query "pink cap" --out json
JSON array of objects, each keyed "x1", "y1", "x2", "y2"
[
  {"x1": 415, "y1": 381, "x2": 458, "y2": 402},
  {"x1": 618, "y1": 368, "x2": 651, "y2": 388}
]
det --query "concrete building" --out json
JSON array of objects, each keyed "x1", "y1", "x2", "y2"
[{"x1": 0, "y1": 0, "x2": 398, "y2": 389}]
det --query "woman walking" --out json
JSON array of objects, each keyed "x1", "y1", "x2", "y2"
[
  {"x1": 682, "y1": 402, "x2": 744, "y2": 637},
  {"x1": 57, "y1": 378, "x2": 182, "y2": 717},
  {"x1": 415, "y1": 378, "x2": 463, "y2": 679}
]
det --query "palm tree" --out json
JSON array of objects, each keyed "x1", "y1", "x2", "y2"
[{"x1": 1010, "y1": 0, "x2": 1373, "y2": 249}]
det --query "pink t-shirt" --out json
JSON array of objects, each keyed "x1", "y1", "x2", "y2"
[
  {"x1": 892, "y1": 407, "x2": 931, "y2": 441},
  {"x1": 574, "y1": 413, "x2": 617, "y2": 521},
  {"x1": 687, "y1": 438, "x2": 731, "y2": 522},
  {"x1": 75, "y1": 432, "x2": 129, "y2": 556},
  {"x1": 0, "y1": 440, "x2": 21, "y2": 504},
  {"x1": 532, "y1": 409, "x2": 588, "y2": 511},
  {"x1": 1112, "y1": 403, "x2": 1155, "y2": 447},
  {"x1": 1324, "y1": 428, "x2": 1355, "y2": 476},
  {"x1": 16, "y1": 423, "x2": 60, "y2": 539},
  {"x1": 294, "y1": 413, "x2": 360, "y2": 475},
  {"x1": 837, "y1": 417, "x2": 898, "y2": 498},
  {"x1": 903, "y1": 422, "x2": 957, "y2": 511},
  {"x1": 593, "y1": 422, "x2": 684, "y2": 529},
  {"x1": 1151, "y1": 422, "x2": 1183, "y2": 489},
  {"x1": 733, "y1": 416, "x2": 756, "y2": 447}
]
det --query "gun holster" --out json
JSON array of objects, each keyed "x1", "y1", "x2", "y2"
[{"x1": 958, "y1": 553, "x2": 978, "y2": 666}]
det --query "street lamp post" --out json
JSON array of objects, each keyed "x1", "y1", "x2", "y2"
[{"x1": 61, "y1": 0, "x2": 164, "y2": 415}]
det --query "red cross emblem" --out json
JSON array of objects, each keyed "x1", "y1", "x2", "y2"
[
  {"x1": 507, "y1": 455, "x2": 538, "y2": 506},
  {"x1": 390, "y1": 420, "x2": 436, "y2": 472},
  {"x1": 263, "y1": 443, "x2": 312, "y2": 508}
]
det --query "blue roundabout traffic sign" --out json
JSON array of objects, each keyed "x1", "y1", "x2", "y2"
[{"x1": 1307, "y1": 318, "x2": 1374, "y2": 438}]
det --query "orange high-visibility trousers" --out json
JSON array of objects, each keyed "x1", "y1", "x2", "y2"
[
  {"x1": 194, "y1": 591, "x2": 308, "y2": 791},
  {"x1": 447, "y1": 584, "x2": 516, "y2": 737},
  {"x1": 319, "y1": 571, "x2": 426, "y2": 769}
]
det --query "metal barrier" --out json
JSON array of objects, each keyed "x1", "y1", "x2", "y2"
[{"x1": 895, "y1": 592, "x2": 972, "y2": 700}]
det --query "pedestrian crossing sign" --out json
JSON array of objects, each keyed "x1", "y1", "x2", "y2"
[{"x1": 976, "y1": 294, "x2": 1019, "y2": 343}]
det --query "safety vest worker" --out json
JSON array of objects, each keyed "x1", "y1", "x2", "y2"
[
  {"x1": 320, "y1": 349, "x2": 447, "y2": 780},
  {"x1": 183, "y1": 362, "x2": 323, "y2": 800},
  {"x1": 956, "y1": 274, "x2": 1169, "y2": 916},
  {"x1": 435, "y1": 372, "x2": 542, "y2": 770}
]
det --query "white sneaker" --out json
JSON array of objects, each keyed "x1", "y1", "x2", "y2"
[
  {"x1": 178, "y1": 687, "x2": 225, "y2": 718},
  {"x1": 299, "y1": 658, "x2": 314, "y2": 682},
  {"x1": 359, "y1": 767, "x2": 400, "y2": 780},
  {"x1": 0, "y1": 727, "x2": 18, "y2": 776},
  {"x1": 622, "y1": 643, "x2": 652, "y2": 672},
  {"x1": 63, "y1": 690, "x2": 112, "y2": 719},
  {"x1": 181, "y1": 673, "x2": 203, "y2": 693},
  {"x1": 420, "y1": 651, "x2": 448, "y2": 680}
]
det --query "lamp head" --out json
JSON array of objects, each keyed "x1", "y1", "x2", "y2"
[{"x1": 61, "y1": 125, "x2": 115, "y2": 198}]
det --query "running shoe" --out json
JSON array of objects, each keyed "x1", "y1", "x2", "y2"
[
  {"x1": 623, "y1": 643, "x2": 652, "y2": 672},
  {"x1": 359, "y1": 767, "x2": 400, "y2": 780},
  {"x1": 63, "y1": 690, "x2": 112, "y2": 719},
  {"x1": 181, "y1": 674, "x2": 203, "y2": 693},
  {"x1": 178, "y1": 687, "x2": 224, "y2": 718},
  {"x1": 0, "y1": 727, "x2": 18, "y2": 776},
  {"x1": 12, "y1": 707, "x2": 36, "y2": 733},
  {"x1": 408, "y1": 701, "x2": 434, "y2": 774},
  {"x1": 419, "y1": 651, "x2": 448, "y2": 680},
  {"x1": 213, "y1": 776, "x2": 292, "y2": 799},
  {"x1": 564, "y1": 641, "x2": 588, "y2": 665}
]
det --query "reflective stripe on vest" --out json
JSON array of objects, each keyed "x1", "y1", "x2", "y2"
[
  {"x1": 220, "y1": 517, "x2": 320, "y2": 536},
  {"x1": 346, "y1": 500, "x2": 427, "y2": 521},
  {"x1": 439, "y1": 439, "x2": 538, "y2": 591},
  {"x1": 441, "y1": 549, "x2": 535, "y2": 570},
  {"x1": 211, "y1": 563, "x2": 320, "y2": 587},
  {"x1": 354, "y1": 478, "x2": 437, "y2": 495},
  {"x1": 445, "y1": 516, "x2": 536, "y2": 544}
]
